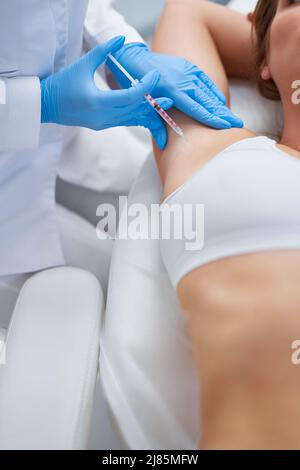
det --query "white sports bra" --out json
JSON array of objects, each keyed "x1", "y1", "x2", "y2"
[{"x1": 160, "y1": 136, "x2": 300, "y2": 288}]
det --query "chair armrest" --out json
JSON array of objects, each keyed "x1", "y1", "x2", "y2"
[{"x1": 0, "y1": 267, "x2": 103, "y2": 450}]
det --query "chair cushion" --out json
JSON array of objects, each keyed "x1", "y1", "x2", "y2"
[{"x1": 0, "y1": 267, "x2": 103, "y2": 450}]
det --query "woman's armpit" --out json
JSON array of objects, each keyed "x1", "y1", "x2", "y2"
[{"x1": 154, "y1": 118, "x2": 256, "y2": 201}]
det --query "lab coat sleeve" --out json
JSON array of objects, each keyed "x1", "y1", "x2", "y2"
[
  {"x1": 83, "y1": 0, "x2": 146, "y2": 50},
  {"x1": 0, "y1": 76, "x2": 41, "y2": 152}
]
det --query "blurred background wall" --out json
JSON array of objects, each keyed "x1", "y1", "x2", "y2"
[{"x1": 115, "y1": 0, "x2": 229, "y2": 40}]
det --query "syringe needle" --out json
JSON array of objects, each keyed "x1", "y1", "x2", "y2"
[{"x1": 107, "y1": 53, "x2": 186, "y2": 140}]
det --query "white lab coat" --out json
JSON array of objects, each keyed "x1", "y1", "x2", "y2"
[{"x1": 0, "y1": 0, "x2": 143, "y2": 275}]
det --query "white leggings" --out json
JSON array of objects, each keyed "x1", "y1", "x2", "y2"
[{"x1": 0, "y1": 204, "x2": 114, "y2": 329}]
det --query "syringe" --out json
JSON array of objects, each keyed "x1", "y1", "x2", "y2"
[{"x1": 107, "y1": 53, "x2": 185, "y2": 139}]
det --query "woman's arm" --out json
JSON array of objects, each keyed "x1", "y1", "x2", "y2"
[
  {"x1": 152, "y1": 0, "x2": 254, "y2": 86},
  {"x1": 152, "y1": 0, "x2": 255, "y2": 198}
]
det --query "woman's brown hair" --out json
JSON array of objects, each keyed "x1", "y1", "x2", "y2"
[{"x1": 253, "y1": 0, "x2": 280, "y2": 100}]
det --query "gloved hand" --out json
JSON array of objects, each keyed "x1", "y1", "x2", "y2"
[
  {"x1": 108, "y1": 43, "x2": 243, "y2": 129},
  {"x1": 40, "y1": 36, "x2": 173, "y2": 149}
]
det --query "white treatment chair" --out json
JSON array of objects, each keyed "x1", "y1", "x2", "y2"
[{"x1": 0, "y1": 267, "x2": 103, "y2": 450}]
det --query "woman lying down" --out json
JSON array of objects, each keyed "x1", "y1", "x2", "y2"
[{"x1": 153, "y1": 0, "x2": 300, "y2": 449}]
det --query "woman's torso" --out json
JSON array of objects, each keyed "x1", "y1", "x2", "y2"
[{"x1": 157, "y1": 125, "x2": 300, "y2": 448}]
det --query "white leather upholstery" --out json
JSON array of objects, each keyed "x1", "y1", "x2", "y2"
[{"x1": 0, "y1": 267, "x2": 103, "y2": 450}]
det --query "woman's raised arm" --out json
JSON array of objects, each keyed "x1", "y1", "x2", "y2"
[
  {"x1": 151, "y1": 0, "x2": 255, "y2": 198},
  {"x1": 153, "y1": 0, "x2": 255, "y2": 97}
]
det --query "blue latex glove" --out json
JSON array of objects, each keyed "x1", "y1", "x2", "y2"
[
  {"x1": 108, "y1": 43, "x2": 243, "y2": 129},
  {"x1": 40, "y1": 36, "x2": 173, "y2": 149}
]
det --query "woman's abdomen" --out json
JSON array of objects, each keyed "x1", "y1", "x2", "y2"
[{"x1": 178, "y1": 250, "x2": 300, "y2": 449}]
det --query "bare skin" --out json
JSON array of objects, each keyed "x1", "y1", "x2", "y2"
[{"x1": 152, "y1": 0, "x2": 300, "y2": 449}]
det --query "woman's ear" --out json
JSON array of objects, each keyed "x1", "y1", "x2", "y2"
[
  {"x1": 261, "y1": 62, "x2": 272, "y2": 81},
  {"x1": 247, "y1": 12, "x2": 255, "y2": 23}
]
